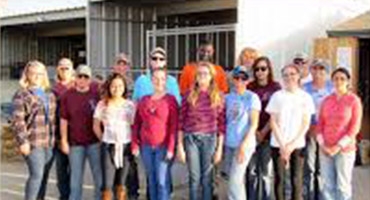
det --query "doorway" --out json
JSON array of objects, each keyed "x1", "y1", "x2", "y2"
[{"x1": 358, "y1": 38, "x2": 370, "y2": 139}]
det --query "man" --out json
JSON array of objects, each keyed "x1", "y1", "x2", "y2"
[
  {"x1": 293, "y1": 52, "x2": 312, "y2": 85},
  {"x1": 60, "y1": 65, "x2": 102, "y2": 200},
  {"x1": 302, "y1": 59, "x2": 333, "y2": 200},
  {"x1": 179, "y1": 40, "x2": 229, "y2": 95},
  {"x1": 132, "y1": 47, "x2": 181, "y2": 104},
  {"x1": 112, "y1": 53, "x2": 134, "y2": 98}
]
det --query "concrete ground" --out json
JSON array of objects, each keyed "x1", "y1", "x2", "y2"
[{"x1": 0, "y1": 158, "x2": 369, "y2": 200}]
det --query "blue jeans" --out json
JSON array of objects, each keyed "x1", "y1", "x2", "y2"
[
  {"x1": 101, "y1": 143, "x2": 130, "y2": 191},
  {"x1": 24, "y1": 146, "x2": 53, "y2": 200},
  {"x1": 246, "y1": 141, "x2": 273, "y2": 200},
  {"x1": 320, "y1": 150, "x2": 355, "y2": 200},
  {"x1": 69, "y1": 143, "x2": 102, "y2": 200},
  {"x1": 184, "y1": 133, "x2": 217, "y2": 200},
  {"x1": 303, "y1": 137, "x2": 320, "y2": 200},
  {"x1": 223, "y1": 146, "x2": 254, "y2": 200},
  {"x1": 55, "y1": 145, "x2": 70, "y2": 200},
  {"x1": 140, "y1": 145, "x2": 171, "y2": 200}
]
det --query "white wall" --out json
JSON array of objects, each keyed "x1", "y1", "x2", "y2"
[{"x1": 236, "y1": 0, "x2": 370, "y2": 73}]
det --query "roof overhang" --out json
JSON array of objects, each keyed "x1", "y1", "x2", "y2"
[
  {"x1": 0, "y1": 7, "x2": 86, "y2": 27},
  {"x1": 327, "y1": 10, "x2": 370, "y2": 38}
]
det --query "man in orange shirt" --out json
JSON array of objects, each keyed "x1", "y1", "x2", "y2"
[{"x1": 179, "y1": 40, "x2": 229, "y2": 95}]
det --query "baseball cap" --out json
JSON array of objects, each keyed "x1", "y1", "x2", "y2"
[
  {"x1": 150, "y1": 47, "x2": 167, "y2": 59},
  {"x1": 311, "y1": 58, "x2": 330, "y2": 72},
  {"x1": 76, "y1": 64, "x2": 92, "y2": 78},
  {"x1": 232, "y1": 66, "x2": 249, "y2": 79},
  {"x1": 293, "y1": 52, "x2": 309, "y2": 62},
  {"x1": 115, "y1": 53, "x2": 130, "y2": 65}
]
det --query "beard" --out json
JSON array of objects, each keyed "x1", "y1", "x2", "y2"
[{"x1": 199, "y1": 54, "x2": 213, "y2": 62}]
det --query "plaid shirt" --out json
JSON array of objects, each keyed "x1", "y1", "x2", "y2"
[{"x1": 12, "y1": 88, "x2": 57, "y2": 147}]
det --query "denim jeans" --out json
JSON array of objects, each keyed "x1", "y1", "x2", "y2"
[
  {"x1": 303, "y1": 137, "x2": 321, "y2": 200},
  {"x1": 54, "y1": 145, "x2": 70, "y2": 200},
  {"x1": 140, "y1": 145, "x2": 171, "y2": 200},
  {"x1": 246, "y1": 141, "x2": 273, "y2": 200},
  {"x1": 222, "y1": 145, "x2": 254, "y2": 200},
  {"x1": 320, "y1": 150, "x2": 355, "y2": 200},
  {"x1": 24, "y1": 147, "x2": 53, "y2": 200},
  {"x1": 184, "y1": 133, "x2": 217, "y2": 200},
  {"x1": 271, "y1": 147, "x2": 305, "y2": 200},
  {"x1": 69, "y1": 143, "x2": 102, "y2": 200},
  {"x1": 101, "y1": 143, "x2": 130, "y2": 192}
]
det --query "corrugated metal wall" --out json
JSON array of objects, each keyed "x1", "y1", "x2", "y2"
[
  {"x1": 88, "y1": 1, "x2": 156, "y2": 76},
  {"x1": 88, "y1": 0, "x2": 237, "y2": 76}
]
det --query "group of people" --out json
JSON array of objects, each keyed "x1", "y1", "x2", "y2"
[{"x1": 12, "y1": 40, "x2": 363, "y2": 200}]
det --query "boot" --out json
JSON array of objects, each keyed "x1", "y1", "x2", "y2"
[
  {"x1": 101, "y1": 190, "x2": 112, "y2": 200},
  {"x1": 115, "y1": 185, "x2": 127, "y2": 200}
]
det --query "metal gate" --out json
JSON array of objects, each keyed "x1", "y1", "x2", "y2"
[{"x1": 146, "y1": 23, "x2": 236, "y2": 74}]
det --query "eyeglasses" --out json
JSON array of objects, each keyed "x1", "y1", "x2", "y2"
[
  {"x1": 59, "y1": 67, "x2": 70, "y2": 71},
  {"x1": 151, "y1": 57, "x2": 165, "y2": 61},
  {"x1": 283, "y1": 72, "x2": 298, "y2": 78},
  {"x1": 233, "y1": 76, "x2": 248, "y2": 81},
  {"x1": 77, "y1": 74, "x2": 90, "y2": 79},
  {"x1": 255, "y1": 67, "x2": 268, "y2": 72}
]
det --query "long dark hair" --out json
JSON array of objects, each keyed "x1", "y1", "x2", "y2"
[
  {"x1": 252, "y1": 56, "x2": 275, "y2": 83},
  {"x1": 102, "y1": 73, "x2": 128, "y2": 103}
]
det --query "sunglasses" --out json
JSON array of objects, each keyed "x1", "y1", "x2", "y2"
[
  {"x1": 312, "y1": 66, "x2": 325, "y2": 70},
  {"x1": 151, "y1": 57, "x2": 165, "y2": 61},
  {"x1": 293, "y1": 60, "x2": 307, "y2": 65},
  {"x1": 255, "y1": 66, "x2": 267, "y2": 72},
  {"x1": 233, "y1": 76, "x2": 248, "y2": 81},
  {"x1": 77, "y1": 74, "x2": 90, "y2": 79}
]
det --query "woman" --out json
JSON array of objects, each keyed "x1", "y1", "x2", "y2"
[
  {"x1": 247, "y1": 56, "x2": 281, "y2": 200},
  {"x1": 12, "y1": 60, "x2": 57, "y2": 200},
  {"x1": 228, "y1": 47, "x2": 259, "y2": 91},
  {"x1": 223, "y1": 66, "x2": 261, "y2": 200},
  {"x1": 131, "y1": 68, "x2": 178, "y2": 200},
  {"x1": 177, "y1": 61, "x2": 226, "y2": 200},
  {"x1": 266, "y1": 64, "x2": 315, "y2": 200},
  {"x1": 93, "y1": 73, "x2": 135, "y2": 200},
  {"x1": 52, "y1": 58, "x2": 75, "y2": 200},
  {"x1": 317, "y1": 68, "x2": 362, "y2": 200}
]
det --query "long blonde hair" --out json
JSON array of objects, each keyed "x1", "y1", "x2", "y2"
[
  {"x1": 187, "y1": 61, "x2": 222, "y2": 107},
  {"x1": 237, "y1": 47, "x2": 259, "y2": 66},
  {"x1": 19, "y1": 60, "x2": 51, "y2": 90}
]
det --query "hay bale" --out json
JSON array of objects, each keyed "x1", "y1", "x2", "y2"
[
  {"x1": 360, "y1": 139, "x2": 370, "y2": 165},
  {"x1": 1, "y1": 125, "x2": 21, "y2": 161}
]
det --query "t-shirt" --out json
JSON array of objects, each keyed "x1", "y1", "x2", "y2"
[
  {"x1": 303, "y1": 81, "x2": 333, "y2": 124},
  {"x1": 60, "y1": 87, "x2": 100, "y2": 146},
  {"x1": 266, "y1": 89, "x2": 315, "y2": 148},
  {"x1": 225, "y1": 90, "x2": 261, "y2": 148},
  {"x1": 94, "y1": 100, "x2": 135, "y2": 144},
  {"x1": 248, "y1": 81, "x2": 281, "y2": 132},
  {"x1": 132, "y1": 73, "x2": 181, "y2": 105},
  {"x1": 301, "y1": 74, "x2": 313, "y2": 85}
]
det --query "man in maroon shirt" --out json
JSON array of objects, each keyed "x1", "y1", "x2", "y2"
[{"x1": 60, "y1": 65, "x2": 102, "y2": 200}]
